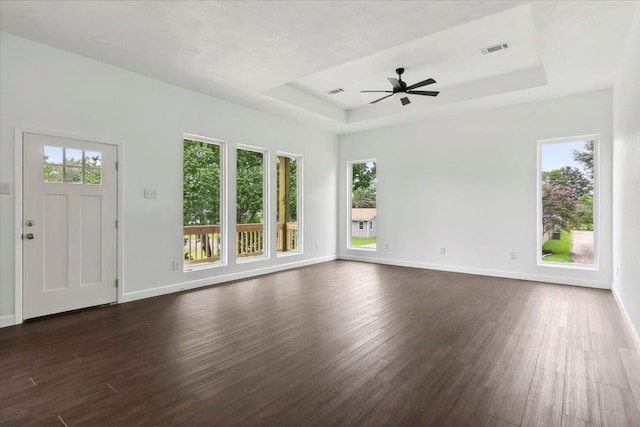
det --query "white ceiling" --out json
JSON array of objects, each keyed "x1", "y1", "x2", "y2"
[{"x1": 0, "y1": 1, "x2": 637, "y2": 134}]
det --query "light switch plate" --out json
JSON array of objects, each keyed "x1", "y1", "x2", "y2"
[
  {"x1": 144, "y1": 189, "x2": 157, "y2": 199},
  {"x1": 0, "y1": 182, "x2": 11, "y2": 195}
]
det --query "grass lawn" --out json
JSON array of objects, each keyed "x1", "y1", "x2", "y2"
[
  {"x1": 542, "y1": 230, "x2": 572, "y2": 263},
  {"x1": 351, "y1": 237, "x2": 377, "y2": 247}
]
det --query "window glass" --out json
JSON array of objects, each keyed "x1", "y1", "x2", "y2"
[
  {"x1": 237, "y1": 148, "x2": 266, "y2": 259},
  {"x1": 277, "y1": 155, "x2": 300, "y2": 254},
  {"x1": 349, "y1": 161, "x2": 377, "y2": 250},
  {"x1": 183, "y1": 138, "x2": 223, "y2": 268},
  {"x1": 540, "y1": 138, "x2": 596, "y2": 266}
]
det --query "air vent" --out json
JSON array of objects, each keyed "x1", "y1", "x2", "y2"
[
  {"x1": 325, "y1": 88, "x2": 345, "y2": 95},
  {"x1": 480, "y1": 42, "x2": 511, "y2": 54}
]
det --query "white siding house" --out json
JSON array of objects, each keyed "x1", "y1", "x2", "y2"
[{"x1": 351, "y1": 208, "x2": 376, "y2": 238}]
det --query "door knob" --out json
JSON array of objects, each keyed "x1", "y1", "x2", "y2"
[
  {"x1": 26, "y1": 220, "x2": 34, "y2": 226},
  {"x1": 25, "y1": 233, "x2": 35, "y2": 240}
]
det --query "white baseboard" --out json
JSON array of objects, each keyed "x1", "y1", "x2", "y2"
[
  {"x1": 0, "y1": 315, "x2": 16, "y2": 328},
  {"x1": 338, "y1": 254, "x2": 611, "y2": 289},
  {"x1": 122, "y1": 255, "x2": 337, "y2": 303},
  {"x1": 612, "y1": 287, "x2": 640, "y2": 351}
]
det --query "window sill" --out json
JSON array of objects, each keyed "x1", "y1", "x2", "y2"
[
  {"x1": 183, "y1": 262, "x2": 225, "y2": 273},
  {"x1": 537, "y1": 261, "x2": 599, "y2": 271},
  {"x1": 277, "y1": 251, "x2": 303, "y2": 258}
]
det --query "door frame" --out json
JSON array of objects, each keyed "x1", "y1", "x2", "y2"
[{"x1": 13, "y1": 126, "x2": 124, "y2": 325}]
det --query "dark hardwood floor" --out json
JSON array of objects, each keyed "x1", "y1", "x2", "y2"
[{"x1": 1, "y1": 261, "x2": 639, "y2": 426}]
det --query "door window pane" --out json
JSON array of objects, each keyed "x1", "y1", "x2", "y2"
[
  {"x1": 65, "y1": 149, "x2": 83, "y2": 166},
  {"x1": 85, "y1": 151, "x2": 102, "y2": 167},
  {"x1": 64, "y1": 166, "x2": 83, "y2": 183}
]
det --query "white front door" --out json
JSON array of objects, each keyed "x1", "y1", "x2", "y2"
[{"x1": 23, "y1": 133, "x2": 117, "y2": 319}]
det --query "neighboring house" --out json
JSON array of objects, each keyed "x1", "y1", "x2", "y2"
[{"x1": 351, "y1": 208, "x2": 377, "y2": 238}]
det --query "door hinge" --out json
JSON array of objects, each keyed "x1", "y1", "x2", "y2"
[
  {"x1": 115, "y1": 219, "x2": 118, "y2": 229},
  {"x1": 115, "y1": 278, "x2": 118, "y2": 288},
  {"x1": 115, "y1": 161, "x2": 118, "y2": 171}
]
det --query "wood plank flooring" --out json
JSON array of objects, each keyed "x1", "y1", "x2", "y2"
[{"x1": 1, "y1": 260, "x2": 639, "y2": 426}]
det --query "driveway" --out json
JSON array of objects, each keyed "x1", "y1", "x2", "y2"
[{"x1": 571, "y1": 230, "x2": 594, "y2": 264}]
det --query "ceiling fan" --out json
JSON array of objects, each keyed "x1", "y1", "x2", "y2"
[{"x1": 361, "y1": 68, "x2": 439, "y2": 106}]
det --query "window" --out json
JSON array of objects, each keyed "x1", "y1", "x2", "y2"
[
  {"x1": 43, "y1": 146, "x2": 102, "y2": 184},
  {"x1": 538, "y1": 136, "x2": 597, "y2": 267},
  {"x1": 348, "y1": 160, "x2": 377, "y2": 250},
  {"x1": 277, "y1": 154, "x2": 301, "y2": 255},
  {"x1": 183, "y1": 136, "x2": 225, "y2": 269},
  {"x1": 237, "y1": 146, "x2": 268, "y2": 260}
]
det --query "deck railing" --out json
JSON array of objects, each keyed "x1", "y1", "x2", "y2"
[{"x1": 184, "y1": 222, "x2": 297, "y2": 265}]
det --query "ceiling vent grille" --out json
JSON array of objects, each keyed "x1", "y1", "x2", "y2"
[
  {"x1": 325, "y1": 88, "x2": 345, "y2": 95},
  {"x1": 480, "y1": 42, "x2": 511, "y2": 54}
]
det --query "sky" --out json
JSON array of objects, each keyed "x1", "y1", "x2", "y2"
[{"x1": 541, "y1": 140, "x2": 587, "y2": 172}]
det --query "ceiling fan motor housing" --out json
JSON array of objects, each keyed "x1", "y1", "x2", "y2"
[{"x1": 361, "y1": 68, "x2": 439, "y2": 105}]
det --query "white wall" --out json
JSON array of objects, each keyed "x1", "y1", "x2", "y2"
[
  {"x1": 613, "y1": 9, "x2": 640, "y2": 338},
  {"x1": 338, "y1": 90, "x2": 613, "y2": 288},
  {"x1": 0, "y1": 33, "x2": 338, "y2": 325}
]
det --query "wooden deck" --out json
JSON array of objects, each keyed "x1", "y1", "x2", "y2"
[{"x1": 1, "y1": 260, "x2": 638, "y2": 426}]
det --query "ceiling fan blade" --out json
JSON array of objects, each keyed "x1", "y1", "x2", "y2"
[
  {"x1": 407, "y1": 90, "x2": 440, "y2": 97},
  {"x1": 387, "y1": 78, "x2": 401, "y2": 90},
  {"x1": 360, "y1": 90, "x2": 393, "y2": 93},
  {"x1": 406, "y1": 78, "x2": 436, "y2": 90},
  {"x1": 370, "y1": 94, "x2": 394, "y2": 104},
  {"x1": 400, "y1": 96, "x2": 411, "y2": 106}
]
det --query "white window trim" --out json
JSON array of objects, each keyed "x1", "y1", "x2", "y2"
[
  {"x1": 236, "y1": 144, "x2": 270, "y2": 263},
  {"x1": 347, "y1": 159, "x2": 376, "y2": 251},
  {"x1": 182, "y1": 133, "x2": 228, "y2": 271},
  {"x1": 276, "y1": 151, "x2": 303, "y2": 257},
  {"x1": 536, "y1": 134, "x2": 599, "y2": 270}
]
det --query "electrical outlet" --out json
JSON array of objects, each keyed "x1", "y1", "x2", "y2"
[
  {"x1": 144, "y1": 189, "x2": 157, "y2": 199},
  {"x1": 385, "y1": 243, "x2": 389, "y2": 250},
  {"x1": 0, "y1": 182, "x2": 10, "y2": 195},
  {"x1": 440, "y1": 247, "x2": 446, "y2": 255},
  {"x1": 510, "y1": 252, "x2": 517, "y2": 260},
  {"x1": 315, "y1": 242, "x2": 319, "y2": 249},
  {"x1": 172, "y1": 260, "x2": 180, "y2": 270}
]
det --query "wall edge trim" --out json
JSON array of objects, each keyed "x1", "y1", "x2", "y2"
[
  {"x1": 0, "y1": 315, "x2": 16, "y2": 328},
  {"x1": 122, "y1": 255, "x2": 337, "y2": 303},
  {"x1": 612, "y1": 286, "x2": 640, "y2": 351},
  {"x1": 338, "y1": 254, "x2": 611, "y2": 289}
]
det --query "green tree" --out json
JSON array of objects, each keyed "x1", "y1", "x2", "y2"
[
  {"x1": 183, "y1": 140, "x2": 221, "y2": 225},
  {"x1": 236, "y1": 149, "x2": 263, "y2": 224},
  {"x1": 352, "y1": 162, "x2": 376, "y2": 191},
  {"x1": 352, "y1": 186, "x2": 377, "y2": 208},
  {"x1": 573, "y1": 140, "x2": 594, "y2": 180},
  {"x1": 576, "y1": 195, "x2": 594, "y2": 230},
  {"x1": 351, "y1": 162, "x2": 376, "y2": 208},
  {"x1": 542, "y1": 166, "x2": 592, "y2": 199},
  {"x1": 541, "y1": 183, "x2": 580, "y2": 236}
]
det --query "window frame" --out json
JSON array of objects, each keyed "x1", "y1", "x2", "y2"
[
  {"x1": 536, "y1": 134, "x2": 599, "y2": 270},
  {"x1": 236, "y1": 144, "x2": 270, "y2": 263},
  {"x1": 276, "y1": 151, "x2": 303, "y2": 257},
  {"x1": 347, "y1": 159, "x2": 377, "y2": 251},
  {"x1": 182, "y1": 133, "x2": 228, "y2": 272}
]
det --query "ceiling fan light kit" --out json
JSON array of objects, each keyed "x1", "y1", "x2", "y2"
[{"x1": 361, "y1": 67, "x2": 439, "y2": 106}]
